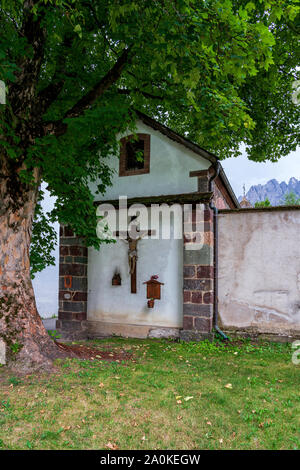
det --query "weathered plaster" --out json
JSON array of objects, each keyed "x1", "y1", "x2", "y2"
[
  {"x1": 219, "y1": 209, "x2": 300, "y2": 335},
  {"x1": 88, "y1": 210, "x2": 183, "y2": 329},
  {"x1": 90, "y1": 121, "x2": 211, "y2": 201}
]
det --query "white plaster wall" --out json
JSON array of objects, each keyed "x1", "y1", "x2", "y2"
[
  {"x1": 219, "y1": 209, "x2": 300, "y2": 335},
  {"x1": 32, "y1": 184, "x2": 58, "y2": 318},
  {"x1": 88, "y1": 211, "x2": 183, "y2": 328},
  {"x1": 90, "y1": 121, "x2": 210, "y2": 201}
]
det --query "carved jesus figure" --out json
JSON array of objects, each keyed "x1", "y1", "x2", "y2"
[
  {"x1": 115, "y1": 222, "x2": 155, "y2": 293},
  {"x1": 123, "y1": 232, "x2": 147, "y2": 274}
]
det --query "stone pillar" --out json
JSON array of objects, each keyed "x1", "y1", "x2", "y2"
[
  {"x1": 57, "y1": 225, "x2": 88, "y2": 339},
  {"x1": 180, "y1": 204, "x2": 214, "y2": 341}
]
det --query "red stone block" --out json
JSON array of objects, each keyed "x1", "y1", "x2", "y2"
[
  {"x1": 59, "y1": 263, "x2": 86, "y2": 276},
  {"x1": 191, "y1": 291, "x2": 202, "y2": 304},
  {"x1": 183, "y1": 316, "x2": 194, "y2": 330},
  {"x1": 69, "y1": 246, "x2": 82, "y2": 256},
  {"x1": 60, "y1": 246, "x2": 69, "y2": 256},
  {"x1": 197, "y1": 266, "x2": 214, "y2": 279},
  {"x1": 203, "y1": 291, "x2": 214, "y2": 304},
  {"x1": 183, "y1": 290, "x2": 191, "y2": 302},
  {"x1": 73, "y1": 312, "x2": 87, "y2": 321},
  {"x1": 194, "y1": 316, "x2": 212, "y2": 332},
  {"x1": 73, "y1": 292, "x2": 88, "y2": 302}
]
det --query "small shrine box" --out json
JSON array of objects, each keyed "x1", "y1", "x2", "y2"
[{"x1": 143, "y1": 278, "x2": 164, "y2": 300}]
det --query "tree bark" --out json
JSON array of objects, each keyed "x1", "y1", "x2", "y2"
[{"x1": 0, "y1": 166, "x2": 65, "y2": 373}]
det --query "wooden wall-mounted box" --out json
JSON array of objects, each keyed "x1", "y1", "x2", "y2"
[{"x1": 143, "y1": 279, "x2": 164, "y2": 300}]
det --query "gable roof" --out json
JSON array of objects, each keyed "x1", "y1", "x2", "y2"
[{"x1": 135, "y1": 110, "x2": 240, "y2": 208}]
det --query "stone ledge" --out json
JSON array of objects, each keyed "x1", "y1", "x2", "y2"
[
  {"x1": 58, "y1": 320, "x2": 182, "y2": 340},
  {"x1": 222, "y1": 327, "x2": 300, "y2": 343},
  {"x1": 179, "y1": 329, "x2": 214, "y2": 342},
  {"x1": 148, "y1": 327, "x2": 180, "y2": 339}
]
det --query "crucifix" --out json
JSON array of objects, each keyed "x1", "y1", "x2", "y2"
[{"x1": 114, "y1": 219, "x2": 155, "y2": 294}]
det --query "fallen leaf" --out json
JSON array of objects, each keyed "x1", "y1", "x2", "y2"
[
  {"x1": 177, "y1": 415, "x2": 183, "y2": 420},
  {"x1": 184, "y1": 396, "x2": 194, "y2": 401},
  {"x1": 175, "y1": 395, "x2": 182, "y2": 399},
  {"x1": 99, "y1": 383, "x2": 104, "y2": 388},
  {"x1": 105, "y1": 442, "x2": 119, "y2": 450},
  {"x1": 225, "y1": 383, "x2": 233, "y2": 389}
]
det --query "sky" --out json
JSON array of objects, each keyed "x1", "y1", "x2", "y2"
[
  {"x1": 222, "y1": 147, "x2": 300, "y2": 196},
  {"x1": 33, "y1": 146, "x2": 300, "y2": 318}
]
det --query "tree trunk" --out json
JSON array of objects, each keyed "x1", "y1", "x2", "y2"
[{"x1": 0, "y1": 171, "x2": 65, "y2": 373}]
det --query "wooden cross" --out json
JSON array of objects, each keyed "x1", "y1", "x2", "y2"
[{"x1": 114, "y1": 225, "x2": 155, "y2": 294}]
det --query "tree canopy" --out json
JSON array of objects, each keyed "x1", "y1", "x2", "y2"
[
  {"x1": 1, "y1": 0, "x2": 299, "y2": 272},
  {"x1": 254, "y1": 198, "x2": 271, "y2": 208},
  {"x1": 283, "y1": 191, "x2": 300, "y2": 205}
]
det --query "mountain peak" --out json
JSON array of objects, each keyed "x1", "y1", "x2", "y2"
[{"x1": 240, "y1": 178, "x2": 300, "y2": 205}]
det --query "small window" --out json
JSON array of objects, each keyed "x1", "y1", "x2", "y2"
[
  {"x1": 125, "y1": 140, "x2": 145, "y2": 171},
  {"x1": 119, "y1": 133, "x2": 150, "y2": 176}
]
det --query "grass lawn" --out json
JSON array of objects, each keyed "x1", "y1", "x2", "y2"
[{"x1": 0, "y1": 337, "x2": 299, "y2": 450}]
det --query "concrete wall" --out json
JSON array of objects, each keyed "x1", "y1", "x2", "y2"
[
  {"x1": 219, "y1": 208, "x2": 300, "y2": 337},
  {"x1": 90, "y1": 121, "x2": 210, "y2": 201},
  {"x1": 87, "y1": 210, "x2": 183, "y2": 335}
]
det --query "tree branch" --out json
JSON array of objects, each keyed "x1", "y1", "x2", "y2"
[
  {"x1": 117, "y1": 88, "x2": 164, "y2": 101},
  {"x1": 36, "y1": 35, "x2": 74, "y2": 116},
  {"x1": 64, "y1": 46, "x2": 132, "y2": 119},
  {"x1": 44, "y1": 46, "x2": 133, "y2": 137}
]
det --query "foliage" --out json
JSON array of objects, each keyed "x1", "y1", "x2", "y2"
[
  {"x1": 0, "y1": 337, "x2": 299, "y2": 450},
  {"x1": 0, "y1": 0, "x2": 299, "y2": 272},
  {"x1": 8, "y1": 376, "x2": 22, "y2": 386},
  {"x1": 255, "y1": 198, "x2": 272, "y2": 208},
  {"x1": 282, "y1": 191, "x2": 300, "y2": 205},
  {"x1": 47, "y1": 329, "x2": 62, "y2": 341},
  {"x1": 30, "y1": 191, "x2": 57, "y2": 277}
]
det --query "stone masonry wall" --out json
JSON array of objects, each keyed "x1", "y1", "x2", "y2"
[
  {"x1": 57, "y1": 225, "x2": 88, "y2": 339},
  {"x1": 180, "y1": 204, "x2": 214, "y2": 341}
]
